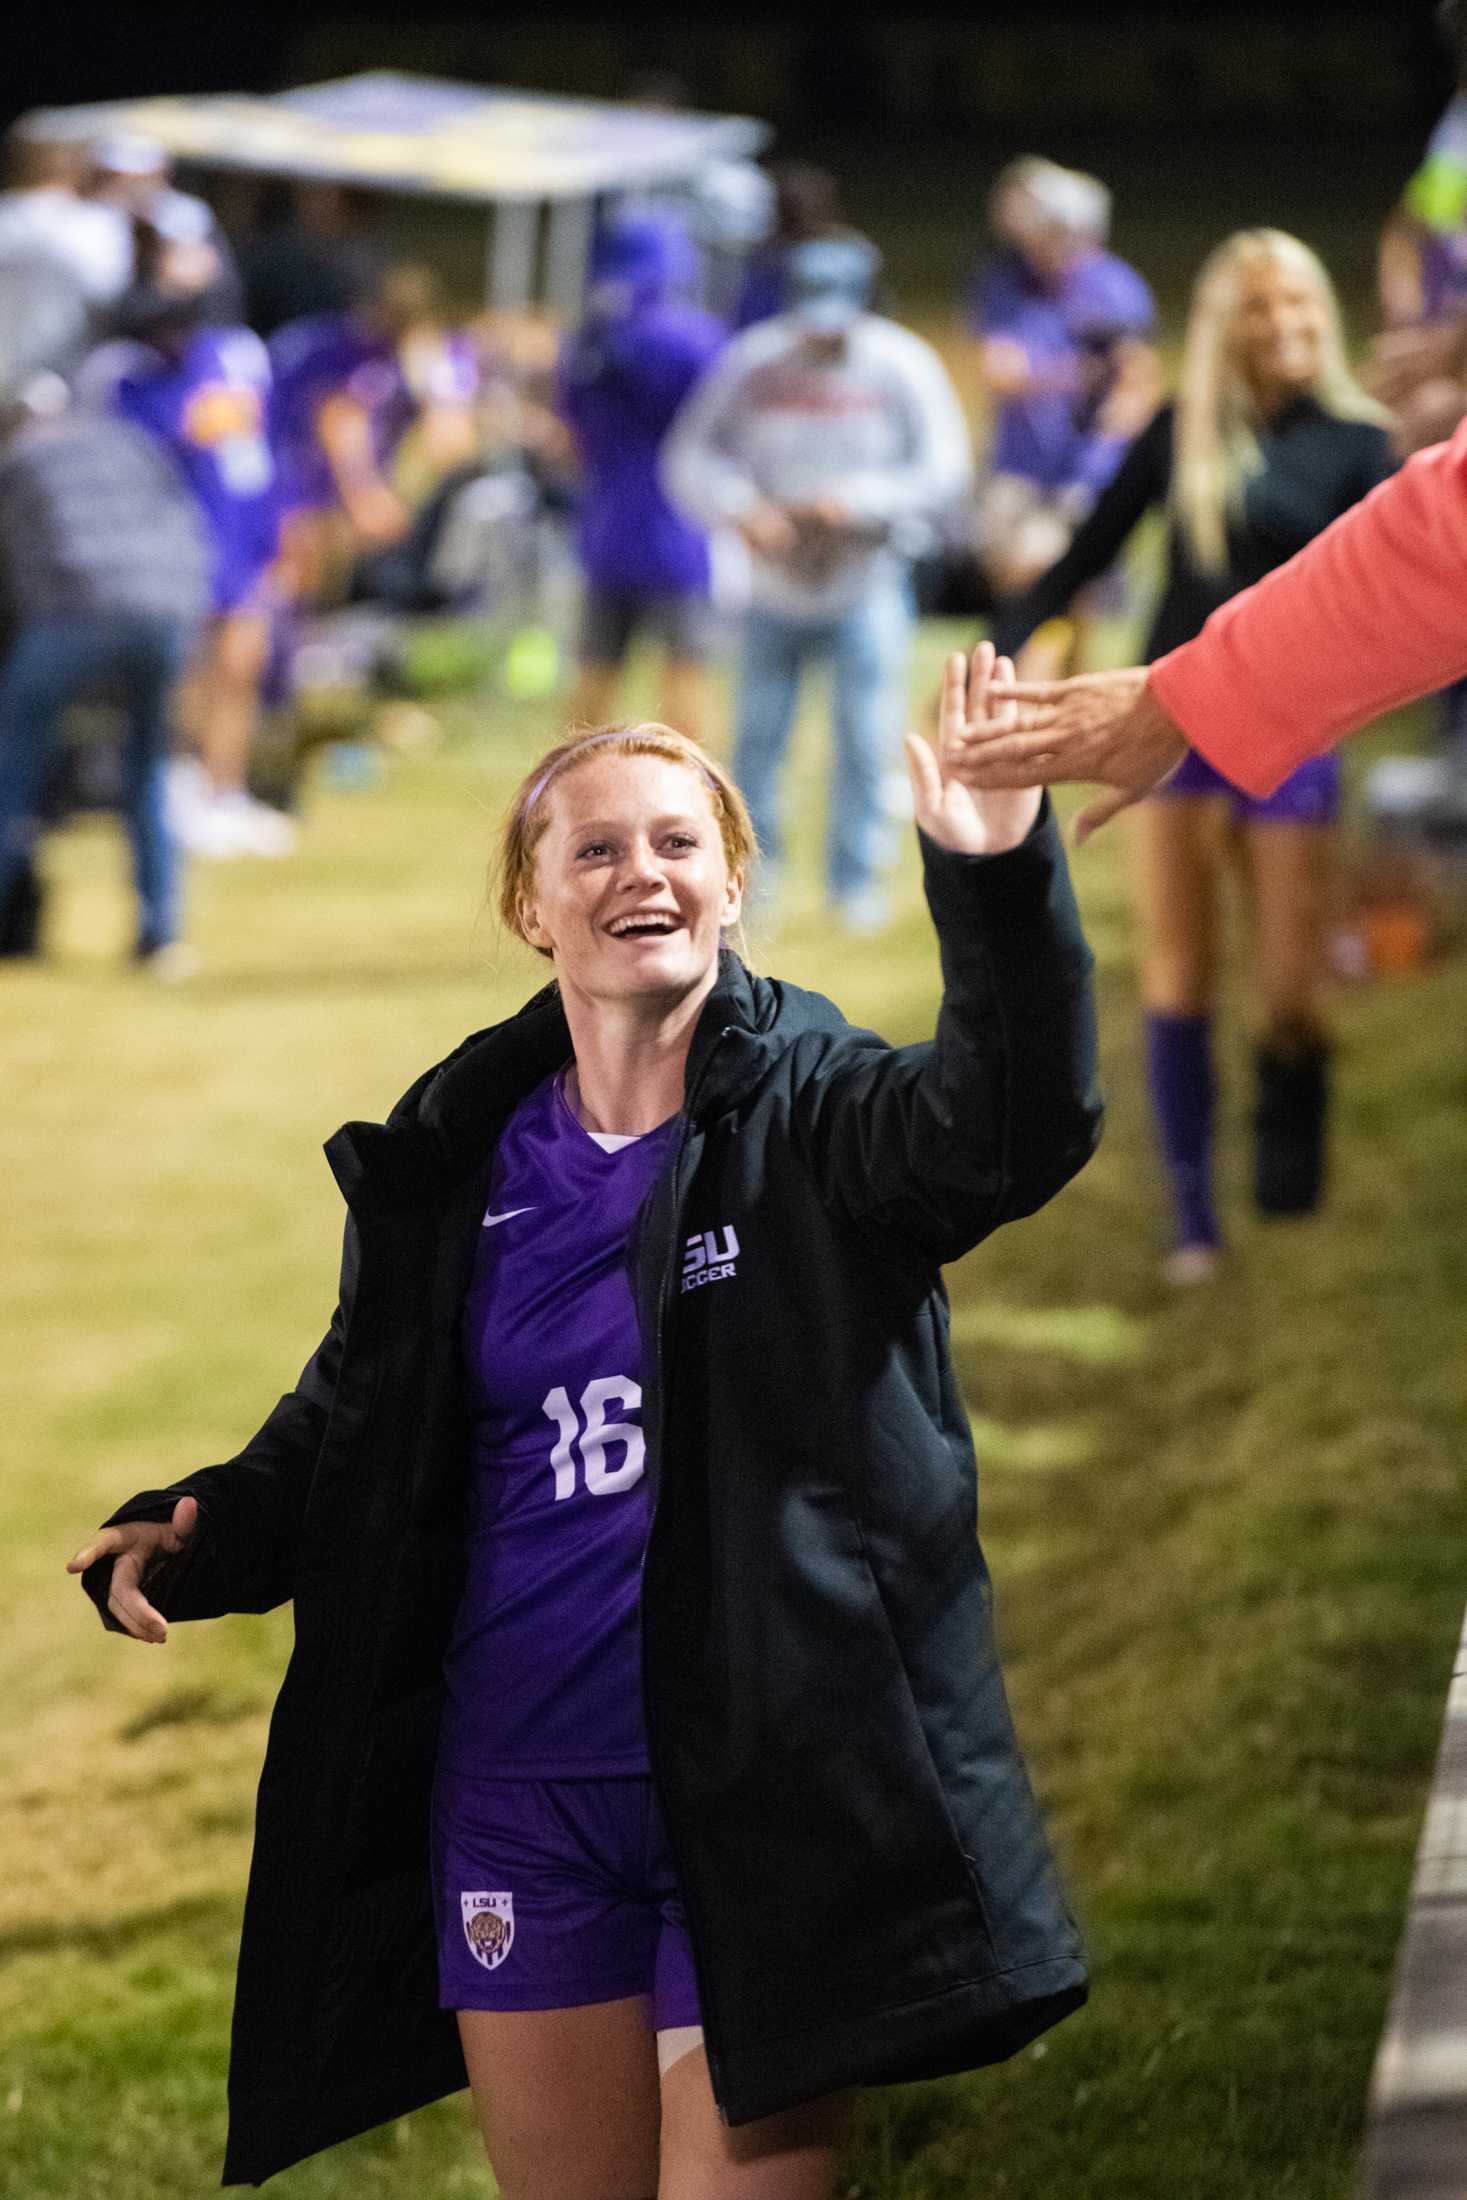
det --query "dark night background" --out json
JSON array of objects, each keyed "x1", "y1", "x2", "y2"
[
  {"x1": 6, "y1": 4, "x2": 1458, "y2": 331},
  {"x1": 2, "y1": 7, "x2": 1456, "y2": 139}
]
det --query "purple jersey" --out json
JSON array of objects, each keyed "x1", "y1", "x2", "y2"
[
  {"x1": 557, "y1": 300, "x2": 724, "y2": 595},
  {"x1": 971, "y1": 247, "x2": 1155, "y2": 492},
  {"x1": 112, "y1": 327, "x2": 280, "y2": 613},
  {"x1": 268, "y1": 313, "x2": 398, "y2": 512},
  {"x1": 269, "y1": 313, "x2": 480, "y2": 515},
  {"x1": 438, "y1": 1072, "x2": 676, "y2": 1780},
  {"x1": 1405, "y1": 93, "x2": 1467, "y2": 319}
]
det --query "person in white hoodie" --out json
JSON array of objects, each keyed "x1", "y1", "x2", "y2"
[{"x1": 662, "y1": 235, "x2": 971, "y2": 928}]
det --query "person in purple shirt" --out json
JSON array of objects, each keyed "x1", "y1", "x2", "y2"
[
  {"x1": 1373, "y1": 0, "x2": 1467, "y2": 453},
  {"x1": 109, "y1": 282, "x2": 296, "y2": 859},
  {"x1": 969, "y1": 158, "x2": 1159, "y2": 673},
  {"x1": 556, "y1": 215, "x2": 725, "y2": 743},
  {"x1": 269, "y1": 264, "x2": 480, "y2": 602},
  {"x1": 72, "y1": 660, "x2": 1101, "y2": 2196}
]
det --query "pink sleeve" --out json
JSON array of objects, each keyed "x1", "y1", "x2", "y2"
[{"x1": 1149, "y1": 420, "x2": 1467, "y2": 796}]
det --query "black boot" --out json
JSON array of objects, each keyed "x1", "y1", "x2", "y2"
[
  {"x1": 1253, "y1": 1036, "x2": 1330, "y2": 1216},
  {"x1": 0, "y1": 856, "x2": 44, "y2": 958}
]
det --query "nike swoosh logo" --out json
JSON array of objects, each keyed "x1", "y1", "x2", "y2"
[{"x1": 482, "y1": 1206, "x2": 535, "y2": 1229}]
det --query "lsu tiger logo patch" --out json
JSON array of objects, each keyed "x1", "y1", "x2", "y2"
[{"x1": 461, "y1": 1891, "x2": 514, "y2": 1970}]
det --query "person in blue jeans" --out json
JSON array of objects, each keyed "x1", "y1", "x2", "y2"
[
  {"x1": 663, "y1": 235, "x2": 971, "y2": 930},
  {"x1": 0, "y1": 614, "x2": 191, "y2": 947},
  {"x1": 0, "y1": 372, "x2": 209, "y2": 970},
  {"x1": 735, "y1": 570, "x2": 915, "y2": 920}
]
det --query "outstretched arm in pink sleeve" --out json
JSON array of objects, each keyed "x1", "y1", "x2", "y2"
[{"x1": 1152, "y1": 419, "x2": 1467, "y2": 795}]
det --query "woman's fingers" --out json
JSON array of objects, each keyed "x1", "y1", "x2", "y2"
[
  {"x1": 67, "y1": 1498, "x2": 196, "y2": 1643},
  {"x1": 1074, "y1": 787, "x2": 1140, "y2": 844},
  {"x1": 964, "y1": 639, "x2": 996, "y2": 731},
  {"x1": 66, "y1": 1524, "x2": 127, "y2": 1574},
  {"x1": 164, "y1": 1494, "x2": 199, "y2": 1551},
  {"x1": 68, "y1": 1496, "x2": 198, "y2": 1577},
  {"x1": 936, "y1": 650, "x2": 967, "y2": 754},
  {"x1": 949, "y1": 725, "x2": 1071, "y2": 779},
  {"x1": 904, "y1": 730, "x2": 944, "y2": 822},
  {"x1": 106, "y1": 1597, "x2": 167, "y2": 1645},
  {"x1": 940, "y1": 644, "x2": 1024, "y2": 754},
  {"x1": 106, "y1": 1549, "x2": 168, "y2": 1644},
  {"x1": 997, "y1": 685, "x2": 1066, "y2": 735},
  {"x1": 991, "y1": 654, "x2": 1020, "y2": 734}
]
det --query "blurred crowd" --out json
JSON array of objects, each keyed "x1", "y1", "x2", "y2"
[
  {"x1": 0, "y1": 118, "x2": 1166, "y2": 967},
  {"x1": 4, "y1": 18, "x2": 1467, "y2": 1027}
]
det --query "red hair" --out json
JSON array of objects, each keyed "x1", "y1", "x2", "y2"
[{"x1": 495, "y1": 722, "x2": 756, "y2": 955}]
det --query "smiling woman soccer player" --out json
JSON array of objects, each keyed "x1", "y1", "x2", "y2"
[
  {"x1": 991, "y1": 229, "x2": 1396, "y2": 1283},
  {"x1": 69, "y1": 646, "x2": 1100, "y2": 2199}
]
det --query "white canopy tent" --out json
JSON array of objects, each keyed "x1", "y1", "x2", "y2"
[{"x1": 23, "y1": 71, "x2": 772, "y2": 313}]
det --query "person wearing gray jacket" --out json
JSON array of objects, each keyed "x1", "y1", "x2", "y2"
[
  {"x1": 662, "y1": 235, "x2": 971, "y2": 928},
  {"x1": 0, "y1": 368, "x2": 210, "y2": 970}
]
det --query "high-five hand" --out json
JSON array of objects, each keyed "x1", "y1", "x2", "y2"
[
  {"x1": 906, "y1": 644, "x2": 1042, "y2": 856},
  {"x1": 946, "y1": 661, "x2": 1189, "y2": 842}
]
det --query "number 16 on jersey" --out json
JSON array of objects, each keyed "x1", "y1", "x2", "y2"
[{"x1": 541, "y1": 1377, "x2": 645, "y2": 1500}]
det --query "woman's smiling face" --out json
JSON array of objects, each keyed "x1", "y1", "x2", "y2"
[
  {"x1": 519, "y1": 752, "x2": 744, "y2": 1010},
  {"x1": 1231, "y1": 255, "x2": 1327, "y2": 406}
]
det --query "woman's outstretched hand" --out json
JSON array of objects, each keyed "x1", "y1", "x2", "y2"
[
  {"x1": 906, "y1": 644, "x2": 1042, "y2": 856},
  {"x1": 66, "y1": 1495, "x2": 199, "y2": 1644},
  {"x1": 946, "y1": 661, "x2": 1190, "y2": 843}
]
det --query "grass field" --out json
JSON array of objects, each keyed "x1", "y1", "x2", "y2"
[{"x1": 2, "y1": 625, "x2": 1465, "y2": 2200}]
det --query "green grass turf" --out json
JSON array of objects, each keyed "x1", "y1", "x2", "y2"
[{"x1": 2, "y1": 625, "x2": 1465, "y2": 2198}]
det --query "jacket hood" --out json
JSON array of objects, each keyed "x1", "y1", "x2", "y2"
[
  {"x1": 325, "y1": 951, "x2": 859, "y2": 1211},
  {"x1": 586, "y1": 212, "x2": 699, "y2": 315}
]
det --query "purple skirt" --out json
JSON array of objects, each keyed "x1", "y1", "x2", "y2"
[{"x1": 1161, "y1": 746, "x2": 1340, "y2": 825}]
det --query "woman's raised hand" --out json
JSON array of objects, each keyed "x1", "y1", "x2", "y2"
[
  {"x1": 66, "y1": 1495, "x2": 199, "y2": 1644},
  {"x1": 906, "y1": 644, "x2": 1042, "y2": 856},
  {"x1": 945, "y1": 660, "x2": 1190, "y2": 843}
]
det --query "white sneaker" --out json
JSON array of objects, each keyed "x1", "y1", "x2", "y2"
[
  {"x1": 213, "y1": 793, "x2": 299, "y2": 858},
  {"x1": 176, "y1": 797, "x2": 249, "y2": 859},
  {"x1": 170, "y1": 802, "x2": 241, "y2": 859},
  {"x1": 137, "y1": 941, "x2": 201, "y2": 984},
  {"x1": 163, "y1": 757, "x2": 214, "y2": 843},
  {"x1": 178, "y1": 791, "x2": 299, "y2": 860},
  {"x1": 166, "y1": 766, "x2": 253, "y2": 858}
]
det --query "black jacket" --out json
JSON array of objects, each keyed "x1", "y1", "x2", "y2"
[
  {"x1": 990, "y1": 397, "x2": 1397, "y2": 664},
  {"x1": 84, "y1": 814, "x2": 1102, "y2": 2187}
]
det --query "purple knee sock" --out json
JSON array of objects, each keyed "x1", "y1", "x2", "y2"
[{"x1": 1144, "y1": 1012, "x2": 1221, "y2": 1250}]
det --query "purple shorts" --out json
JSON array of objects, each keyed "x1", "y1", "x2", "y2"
[
  {"x1": 1161, "y1": 746, "x2": 1340, "y2": 825},
  {"x1": 431, "y1": 1771, "x2": 703, "y2": 2027},
  {"x1": 211, "y1": 563, "x2": 277, "y2": 620}
]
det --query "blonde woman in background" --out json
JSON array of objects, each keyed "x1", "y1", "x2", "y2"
[{"x1": 992, "y1": 228, "x2": 1395, "y2": 1280}]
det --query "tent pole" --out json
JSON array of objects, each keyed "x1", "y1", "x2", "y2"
[
  {"x1": 489, "y1": 199, "x2": 536, "y2": 313},
  {"x1": 545, "y1": 195, "x2": 593, "y2": 319}
]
